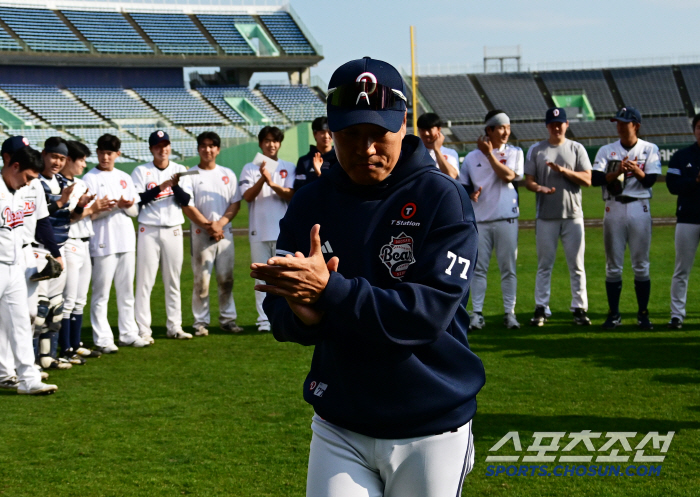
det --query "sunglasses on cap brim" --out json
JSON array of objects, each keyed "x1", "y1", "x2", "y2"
[{"x1": 327, "y1": 82, "x2": 407, "y2": 111}]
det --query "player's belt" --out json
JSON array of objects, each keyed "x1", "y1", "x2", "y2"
[{"x1": 614, "y1": 196, "x2": 639, "y2": 204}]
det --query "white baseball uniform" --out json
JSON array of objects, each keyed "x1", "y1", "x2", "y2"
[
  {"x1": 131, "y1": 161, "x2": 191, "y2": 338},
  {"x1": 461, "y1": 144, "x2": 523, "y2": 314},
  {"x1": 593, "y1": 139, "x2": 662, "y2": 282},
  {"x1": 188, "y1": 164, "x2": 241, "y2": 330},
  {"x1": 0, "y1": 176, "x2": 42, "y2": 388},
  {"x1": 428, "y1": 146, "x2": 460, "y2": 178},
  {"x1": 83, "y1": 168, "x2": 140, "y2": 347},
  {"x1": 238, "y1": 158, "x2": 295, "y2": 328},
  {"x1": 63, "y1": 176, "x2": 93, "y2": 320}
]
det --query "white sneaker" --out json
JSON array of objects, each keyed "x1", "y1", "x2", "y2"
[
  {"x1": 139, "y1": 335, "x2": 155, "y2": 345},
  {"x1": 257, "y1": 323, "x2": 271, "y2": 333},
  {"x1": 469, "y1": 312, "x2": 486, "y2": 330},
  {"x1": 504, "y1": 312, "x2": 521, "y2": 329},
  {"x1": 95, "y1": 343, "x2": 119, "y2": 354},
  {"x1": 167, "y1": 330, "x2": 193, "y2": 340},
  {"x1": 40, "y1": 371, "x2": 49, "y2": 381},
  {"x1": 118, "y1": 337, "x2": 151, "y2": 348},
  {"x1": 18, "y1": 382, "x2": 58, "y2": 395},
  {"x1": 194, "y1": 326, "x2": 209, "y2": 337}
]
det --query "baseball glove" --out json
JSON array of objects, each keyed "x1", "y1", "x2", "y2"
[{"x1": 30, "y1": 254, "x2": 63, "y2": 282}]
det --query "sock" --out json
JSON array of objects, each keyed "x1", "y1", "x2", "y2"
[
  {"x1": 33, "y1": 336, "x2": 39, "y2": 362},
  {"x1": 59, "y1": 318, "x2": 71, "y2": 356},
  {"x1": 635, "y1": 279, "x2": 651, "y2": 313},
  {"x1": 70, "y1": 314, "x2": 83, "y2": 351},
  {"x1": 49, "y1": 331, "x2": 59, "y2": 359},
  {"x1": 606, "y1": 280, "x2": 622, "y2": 315}
]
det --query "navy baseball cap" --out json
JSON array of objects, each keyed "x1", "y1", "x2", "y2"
[
  {"x1": 149, "y1": 130, "x2": 170, "y2": 147},
  {"x1": 611, "y1": 107, "x2": 642, "y2": 124},
  {"x1": 327, "y1": 57, "x2": 408, "y2": 133},
  {"x1": 1, "y1": 135, "x2": 30, "y2": 156},
  {"x1": 545, "y1": 107, "x2": 567, "y2": 125}
]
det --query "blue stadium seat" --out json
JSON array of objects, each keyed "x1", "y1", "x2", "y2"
[
  {"x1": 69, "y1": 87, "x2": 158, "y2": 120},
  {"x1": 539, "y1": 70, "x2": 618, "y2": 117},
  {"x1": 186, "y1": 126, "x2": 251, "y2": 139},
  {"x1": 0, "y1": 24, "x2": 22, "y2": 51},
  {"x1": 129, "y1": 13, "x2": 216, "y2": 55},
  {"x1": 0, "y1": 7, "x2": 88, "y2": 52},
  {"x1": 259, "y1": 12, "x2": 314, "y2": 55},
  {"x1": 133, "y1": 88, "x2": 224, "y2": 125},
  {"x1": 196, "y1": 14, "x2": 256, "y2": 56},
  {"x1": 610, "y1": 66, "x2": 685, "y2": 115},
  {"x1": 258, "y1": 85, "x2": 324, "y2": 122},
  {"x1": 2, "y1": 85, "x2": 104, "y2": 126},
  {"x1": 197, "y1": 86, "x2": 285, "y2": 124},
  {"x1": 62, "y1": 10, "x2": 153, "y2": 54}
]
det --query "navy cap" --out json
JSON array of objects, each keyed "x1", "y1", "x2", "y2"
[
  {"x1": 545, "y1": 107, "x2": 567, "y2": 125},
  {"x1": 1, "y1": 135, "x2": 30, "y2": 156},
  {"x1": 149, "y1": 130, "x2": 170, "y2": 147},
  {"x1": 611, "y1": 107, "x2": 642, "y2": 124},
  {"x1": 327, "y1": 57, "x2": 407, "y2": 133}
]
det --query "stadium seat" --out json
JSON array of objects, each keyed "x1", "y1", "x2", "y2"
[
  {"x1": 129, "y1": 13, "x2": 216, "y2": 55},
  {"x1": 474, "y1": 73, "x2": 548, "y2": 121},
  {"x1": 539, "y1": 70, "x2": 618, "y2": 118},
  {"x1": 258, "y1": 85, "x2": 325, "y2": 122},
  {"x1": 196, "y1": 14, "x2": 256, "y2": 56},
  {"x1": 0, "y1": 7, "x2": 88, "y2": 52},
  {"x1": 62, "y1": 10, "x2": 153, "y2": 54},
  {"x1": 258, "y1": 12, "x2": 315, "y2": 55},
  {"x1": 610, "y1": 66, "x2": 685, "y2": 116},
  {"x1": 418, "y1": 75, "x2": 488, "y2": 123},
  {"x1": 69, "y1": 87, "x2": 159, "y2": 120},
  {"x1": 133, "y1": 88, "x2": 225, "y2": 125},
  {"x1": 2, "y1": 85, "x2": 105, "y2": 126}
]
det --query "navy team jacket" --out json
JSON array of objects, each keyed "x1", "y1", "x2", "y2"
[
  {"x1": 263, "y1": 135, "x2": 485, "y2": 439},
  {"x1": 667, "y1": 143, "x2": 700, "y2": 224}
]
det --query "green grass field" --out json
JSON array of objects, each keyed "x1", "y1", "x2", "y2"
[{"x1": 0, "y1": 202, "x2": 698, "y2": 496}]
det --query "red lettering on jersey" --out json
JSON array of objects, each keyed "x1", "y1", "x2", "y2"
[
  {"x1": 222, "y1": 176, "x2": 230, "y2": 185},
  {"x1": 23, "y1": 201, "x2": 36, "y2": 215},
  {"x1": 500, "y1": 159, "x2": 507, "y2": 165},
  {"x1": 140, "y1": 227, "x2": 145, "y2": 232},
  {"x1": 146, "y1": 182, "x2": 158, "y2": 190},
  {"x1": 280, "y1": 170, "x2": 288, "y2": 178},
  {"x1": 2, "y1": 206, "x2": 25, "y2": 229},
  {"x1": 120, "y1": 180, "x2": 127, "y2": 189}
]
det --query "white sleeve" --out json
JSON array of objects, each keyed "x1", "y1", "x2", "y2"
[
  {"x1": 592, "y1": 146, "x2": 607, "y2": 172},
  {"x1": 645, "y1": 145, "x2": 662, "y2": 175},
  {"x1": 125, "y1": 174, "x2": 139, "y2": 203},
  {"x1": 512, "y1": 148, "x2": 524, "y2": 181},
  {"x1": 131, "y1": 167, "x2": 146, "y2": 194},
  {"x1": 283, "y1": 161, "x2": 296, "y2": 188},
  {"x1": 229, "y1": 171, "x2": 242, "y2": 203},
  {"x1": 34, "y1": 184, "x2": 49, "y2": 220},
  {"x1": 445, "y1": 155, "x2": 460, "y2": 178},
  {"x1": 238, "y1": 164, "x2": 255, "y2": 196}
]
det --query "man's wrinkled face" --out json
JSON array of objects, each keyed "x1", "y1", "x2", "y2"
[{"x1": 332, "y1": 113, "x2": 407, "y2": 186}]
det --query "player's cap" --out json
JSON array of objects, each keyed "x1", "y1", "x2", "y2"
[
  {"x1": 611, "y1": 107, "x2": 642, "y2": 124},
  {"x1": 1, "y1": 135, "x2": 30, "y2": 156},
  {"x1": 149, "y1": 130, "x2": 170, "y2": 147},
  {"x1": 327, "y1": 57, "x2": 407, "y2": 133},
  {"x1": 312, "y1": 116, "x2": 329, "y2": 132},
  {"x1": 545, "y1": 107, "x2": 567, "y2": 125}
]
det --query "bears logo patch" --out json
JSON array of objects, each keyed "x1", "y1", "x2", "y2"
[
  {"x1": 379, "y1": 232, "x2": 416, "y2": 279},
  {"x1": 120, "y1": 180, "x2": 127, "y2": 189},
  {"x1": 280, "y1": 169, "x2": 287, "y2": 178}
]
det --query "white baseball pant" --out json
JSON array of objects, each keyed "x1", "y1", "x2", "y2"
[
  {"x1": 471, "y1": 219, "x2": 518, "y2": 314},
  {"x1": 191, "y1": 227, "x2": 237, "y2": 329},
  {"x1": 63, "y1": 238, "x2": 91, "y2": 318},
  {"x1": 250, "y1": 240, "x2": 276, "y2": 327},
  {"x1": 306, "y1": 415, "x2": 474, "y2": 497},
  {"x1": 90, "y1": 251, "x2": 140, "y2": 347},
  {"x1": 0, "y1": 245, "x2": 38, "y2": 379},
  {"x1": 670, "y1": 223, "x2": 700, "y2": 321},
  {"x1": 135, "y1": 224, "x2": 184, "y2": 337},
  {"x1": 0, "y1": 263, "x2": 42, "y2": 388},
  {"x1": 603, "y1": 199, "x2": 652, "y2": 282},
  {"x1": 535, "y1": 218, "x2": 588, "y2": 311}
]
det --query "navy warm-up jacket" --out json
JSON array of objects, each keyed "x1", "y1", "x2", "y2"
[
  {"x1": 263, "y1": 135, "x2": 485, "y2": 439},
  {"x1": 667, "y1": 143, "x2": 700, "y2": 224}
]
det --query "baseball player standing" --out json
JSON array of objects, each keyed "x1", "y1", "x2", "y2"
[
  {"x1": 460, "y1": 110, "x2": 523, "y2": 330},
  {"x1": 253, "y1": 57, "x2": 485, "y2": 497},
  {"x1": 83, "y1": 134, "x2": 150, "y2": 353},
  {"x1": 60, "y1": 141, "x2": 108, "y2": 360},
  {"x1": 591, "y1": 107, "x2": 660, "y2": 330},
  {"x1": 186, "y1": 131, "x2": 243, "y2": 336},
  {"x1": 417, "y1": 112, "x2": 460, "y2": 179},
  {"x1": 666, "y1": 113, "x2": 700, "y2": 329},
  {"x1": 293, "y1": 116, "x2": 336, "y2": 191},
  {"x1": 239, "y1": 126, "x2": 295, "y2": 332},
  {"x1": 524, "y1": 107, "x2": 592, "y2": 326},
  {"x1": 0, "y1": 146, "x2": 58, "y2": 394},
  {"x1": 132, "y1": 130, "x2": 193, "y2": 342}
]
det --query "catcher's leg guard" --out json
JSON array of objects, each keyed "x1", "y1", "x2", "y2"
[
  {"x1": 38, "y1": 331, "x2": 53, "y2": 368},
  {"x1": 34, "y1": 299, "x2": 49, "y2": 336},
  {"x1": 48, "y1": 296, "x2": 64, "y2": 333}
]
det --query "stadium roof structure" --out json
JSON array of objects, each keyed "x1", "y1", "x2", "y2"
[{"x1": 0, "y1": 0, "x2": 322, "y2": 79}]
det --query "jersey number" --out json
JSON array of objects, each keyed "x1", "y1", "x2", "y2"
[{"x1": 445, "y1": 251, "x2": 471, "y2": 280}]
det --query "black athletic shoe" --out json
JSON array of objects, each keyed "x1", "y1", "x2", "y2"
[
  {"x1": 637, "y1": 310, "x2": 653, "y2": 330},
  {"x1": 572, "y1": 308, "x2": 591, "y2": 326},
  {"x1": 667, "y1": 317, "x2": 683, "y2": 330},
  {"x1": 602, "y1": 312, "x2": 622, "y2": 330},
  {"x1": 529, "y1": 306, "x2": 547, "y2": 327}
]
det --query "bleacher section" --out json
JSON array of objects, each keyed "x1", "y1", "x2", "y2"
[
  {"x1": 196, "y1": 14, "x2": 255, "y2": 56},
  {"x1": 123, "y1": 125, "x2": 193, "y2": 142},
  {"x1": 539, "y1": 70, "x2": 618, "y2": 117},
  {"x1": 62, "y1": 10, "x2": 153, "y2": 54},
  {"x1": 259, "y1": 12, "x2": 314, "y2": 55},
  {"x1": 0, "y1": 92, "x2": 40, "y2": 126},
  {"x1": 66, "y1": 127, "x2": 138, "y2": 144},
  {"x1": 679, "y1": 65, "x2": 700, "y2": 110},
  {"x1": 640, "y1": 117, "x2": 692, "y2": 138},
  {"x1": 5, "y1": 128, "x2": 74, "y2": 148},
  {"x1": 0, "y1": 6, "x2": 88, "y2": 52},
  {"x1": 450, "y1": 125, "x2": 486, "y2": 143},
  {"x1": 0, "y1": 25, "x2": 21, "y2": 51},
  {"x1": 70, "y1": 87, "x2": 158, "y2": 120},
  {"x1": 258, "y1": 85, "x2": 324, "y2": 122},
  {"x1": 418, "y1": 75, "x2": 487, "y2": 123},
  {"x1": 610, "y1": 66, "x2": 685, "y2": 115},
  {"x1": 474, "y1": 73, "x2": 547, "y2": 121},
  {"x1": 129, "y1": 13, "x2": 216, "y2": 55},
  {"x1": 186, "y1": 126, "x2": 249, "y2": 139},
  {"x1": 2, "y1": 85, "x2": 104, "y2": 126},
  {"x1": 511, "y1": 123, "x2": 546, "y2": 149},
  {"x1": 134, "y1": 88, "x2": 224, "y2": 125}
]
